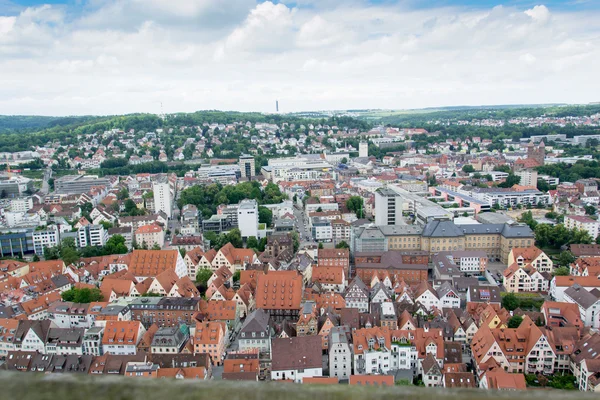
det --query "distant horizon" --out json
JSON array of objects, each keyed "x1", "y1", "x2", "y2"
[
  {"x1": 2, "y1": 101, "x2": 600, "y2": 118},
  {"x1": 1, "y1": 1, "x2": 599, "y2": 115}
]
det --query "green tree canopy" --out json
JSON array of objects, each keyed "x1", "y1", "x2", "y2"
[
  {"x1": 507, "y1": 315, "x2": 524, "y2": 328},
  {"x1": 61, "y1": 287, "x2": 103, "y2": 303},
  {"x1": 346, "y1": 196, "x2": 365, "y2": 219},
  {"x1": 553, "y1": 266, "x2": 570, "y2": 276},
  {"x1": 196, "y1": 268, "x2": 213, "y2": 285},
  {"x1": 258, "y1": 206, "x2": 273, "y2": 227},
  {"x1": 246, "y1": 236, "x2": 259, "y2": 250},
  {"x1": 502, "y1": 293, "x2": 520, "y2": 311},
  {"x1": 462, "y1": 164, "x2": 475, "y2": 173}
]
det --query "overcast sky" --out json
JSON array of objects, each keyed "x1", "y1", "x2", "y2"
[{"x1": 0, "y1": 0, "x2": 599, "y2": 116}]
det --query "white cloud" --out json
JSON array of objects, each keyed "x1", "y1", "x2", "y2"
[
  {"x1": 519, "y1": 53, "x2": 537, "y2": 64},
  {"x1": 0, "y1": 1, "x2": 598, "y2": 115},
  {"x1": 218, "y1": 2, "x2": 295, "y2": 56},
  {"x1": 297, "y1": 15, "x2": 347, "y2": 48},
  {"x1": 525, "y1": 5, "x2": 550, "y2": 23},
  {"x1": 0, "y1": 15, "x2": 15, "y2": 35}
]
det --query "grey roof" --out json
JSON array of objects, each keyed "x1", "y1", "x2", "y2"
[
  {"x1": 328, "y1": 326, "x2": 350, "y2": 345},
  {"x1": 240, "y1": 309, "x2": 271, "y2": 334},
  {"x1": 344, "y1": 276, "x2": 369, "y2": 296},
  {"x1": 354, "y1": 226, "x2": 386, "y2": 240},
  {"x1": 151, "y1": 327, "x2": 188, "y2": 347},
  {"x1": 467, "y1": 285, "x2": 501, "y2": 303},
  {"x1": 565, "y1": 284, "x2": 600, "y2": 309},
  {"x1": 437, "y1": 281, "x2": 457, "y2": 299},
  {"x1": 379, "y1": 225, "x2": 424, "y2": 236},
  {"x1": 51, "y1": 274, "x2": 71, "y2": 288},
  {"x1": 47, "y1": 328, "x2": 85, "y2": 346},
  {"x1": 422, "y1": 221, "x2": 464, "y2": 238}
]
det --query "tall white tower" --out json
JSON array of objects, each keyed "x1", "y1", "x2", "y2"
[
  {"x1": 359, "y1": 141, "x2": 368, "y2": 158},
  {"x1": 153, "y1": 181, "x2": 172, "y2": 218}
]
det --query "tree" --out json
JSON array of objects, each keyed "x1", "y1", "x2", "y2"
[
  {"x1": 585, "y1": 205, "x2": 597, "y2": 216},
  {"x1": 61, "y1": 287, "x2": 103, "y2": 303},
  {"x1": 117, "y1": 187, "x2": 129, "y2": 200},
  {"x1": 233, "y1": 271, "x2": 241, "y2": 283},
  {"x1": 226, "y1": 228, "x2": 243, "y2": 248},
  {"x1": 462, "y1": 164, "x2": 475, "y2": 173},
  {"x1": 335, "y1": 241, "x2": 350, "y2": 249},
  {"x1": 502, "y1": 293, "x2": 520, "y2": 311},
  {"x1": 318, "y1": 242, "x2": 324, "y2": 249},
  {"x1": 179, "y1": 248, "x2": 186, "y2": 258},
  {"x1": 43, "y1": 246, "x2": 60, "y2": 260},
  {"x1": 558, "y1": 251, "x2": 576, "y2": 267},
  {"x1": 196, "y1": 269, "x2": 213, "y2": 285},
  {"x1": 498, "y1": 174, "x2": 521, "y2": 188},
  {"x1": 151, "y1": 244, "x2": 162, "y2": 250},
  {"x1": 246, "y1": 236, "x2": 259, "y2": 250},
  {"x1": 340, "y1": 157, "x2": 348, "y2": 164},
  {"x1": 316, "y1": 207, "x2": 323, "y2": 212},
  {"x1": 346, "y1": 196, "x2": 365, "y2": 219},
  {"x1": 103, "y1": 235, "x2": 128, "y2": 255},
  {"x1": 553, "y1": 266, "x2": 570, "y2": 276},
  {"x1": 258, "y1": 206, "x2": 273, "y2": 227},
  {"x1": 518, "y1": 211, "x2": 538, "y2": 230},
  {"x1": 32, "y1": 254, "x2": 40, "y2": 262},
  {"x1": 60, "y1": 238, "x2": 80, "y2": 265},
  {"x1": 257, "y1": 237, "x2": 267, "y2": 252},
  {"x1": 100, "y1": 221, "x2": 113, "y2": 230},
  {"x1": 508, "y1": 315, "x2": 523, "y2": 328},
  {"x1": 291, "y1": 231, "x2": 300, "y2": 252},
  {"x1": 537, "y1": 179, "x2": 550, "y2": 192}
]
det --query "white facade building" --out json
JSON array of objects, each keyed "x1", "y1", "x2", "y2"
[
  {"x1": 237, "y1": 199, "x2": 259, "y2": 239},
  {"x1": 565, "y1": 215, "x2": 600, "y2": 240},
  {"x1": 329, "y1": 327, "x2": 353, "y2": 380},
  {"x1": 153, "y1": 181, "x2": 172, "y2": 218},
  {"x1": 311, "y1": 217, "x2": 332, "y2": 242},
  {"x1": 32, "y1": 226, "x2": 60, "y2": 255},
  {"x1": 359, "y1": 141, "x2": 369, "y2": 158},
  {"x1": 10, "y1": 197, "x2": 33, "y2": 213},
  {"x1": 77, "y1": 224, "x2": 108, "y2": 248},
  {"x1": 375, "y1": 188, "x2": 403, "y2": 226}
]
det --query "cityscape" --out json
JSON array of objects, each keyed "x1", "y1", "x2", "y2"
[{"x1": 1, "y1": 0, "x2": 600, "y2": 396}]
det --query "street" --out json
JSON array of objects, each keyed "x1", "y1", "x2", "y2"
[{"x1": 292, "y1": 205, "x2": 316, "y2": 248}]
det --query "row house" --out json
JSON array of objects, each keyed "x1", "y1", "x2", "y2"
[
  {"x1": 352, "y1": 326, "x2": 444, "y2": 376},
  {"x1": 507, "y1": 246, "x2": 554, "y2": 273},
  {"x1": 471, "y1": 316, "x2": 557, "y2": 376},
  {"x1": 311, "y1": 267, "x2": 346, "y2": 293},
  {"x1": 503, "y1": 262, "x2": 550, "y2": 293}
]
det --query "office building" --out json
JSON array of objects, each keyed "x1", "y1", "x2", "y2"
[
  {"x1": 0, "y1": 229, "x2": 35, "y2": 257},
  {"x1": 55, "y1": 175, "x2": 110, "y2": 194},
  {"x1": 239, "y1": 154, "x2": 256, "y2": 179},
  {"x1": 0, "y1": 175, "x2": 33, "y2": 197},
  {"x1": 374, "y1": 188, "x2": 403, "y2": 226},
  {"x1": 359, "y1": 141, "x2": 368, "y2": 158},
  {"x1": 237, "y1": 199, "x2": 258, "y2": 239},
  {"x1": 312, "y1": 217, "x2": 332, "y2": 242}
]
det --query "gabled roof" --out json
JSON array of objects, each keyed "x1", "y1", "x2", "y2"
[
  {"x1": 239, "y1": 309, "x2": 270, "y2": 334},
  {"x1": 255, "y1": 271, "x2": 303, "y2": 311},
  {"x1": 271, "y1": 335, "x2": 322, "y2": 371}
]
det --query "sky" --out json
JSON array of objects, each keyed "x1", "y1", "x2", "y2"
[{"x1": 0, "y1": 0, "x2": 599, "y2": 116}]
